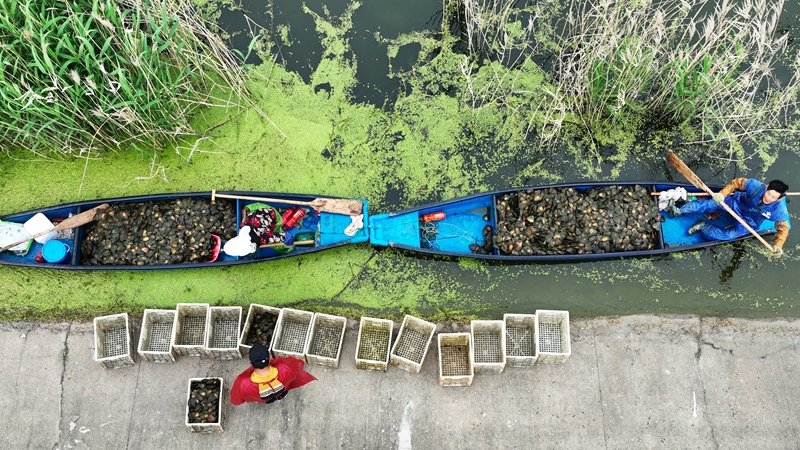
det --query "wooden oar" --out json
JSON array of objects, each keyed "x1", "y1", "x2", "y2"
[
  {"x1": 652, "y1": 192, "x2": 800, "y2": 196},
  {"x1": 210, "y1": 190, "x2": 362, "y2": 216},
  {"x1": 0, "y1": 203, "x2": 109, "y2": 254},
  {"x1": 666, "y1": 152, "x2": 775, "y2": 252}
]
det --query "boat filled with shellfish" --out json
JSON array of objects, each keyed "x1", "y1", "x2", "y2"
[
  {"x1": 0, "y1": 191, "x2": 368, "y2": 270},
  {"x1": 368, "y1": 182, "x2": 790, "y2": 261}
]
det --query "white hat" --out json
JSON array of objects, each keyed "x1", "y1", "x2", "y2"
[{"x1": 223, "y1": 226, "x2": 256, "y2": 256}]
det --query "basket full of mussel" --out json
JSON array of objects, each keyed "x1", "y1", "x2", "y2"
[
  {"x1": 239, "y1": 304, "x2": 281, "y2": 356},
  {"x1": 186, "y1": 377, "x2": 224, "y2": 433}
]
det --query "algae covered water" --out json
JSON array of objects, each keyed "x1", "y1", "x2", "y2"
[
  {"x1": 1, "y1": 0, "x2": 799, "y2": 321},
  {"x1": 213, "y1": 0, "x2": 800, "y2": 318}
]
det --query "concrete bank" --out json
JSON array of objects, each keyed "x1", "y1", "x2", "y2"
[{"x1": 1, "y1": 315, "x2": 799, "y2": 449}]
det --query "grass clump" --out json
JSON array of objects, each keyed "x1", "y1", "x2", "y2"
[
  {"x1": 445, "y1": 0, "x2": 800, "y2": 166},
  {"x1": 0, "y1": 0, "x2": 253, "y2": 156}
]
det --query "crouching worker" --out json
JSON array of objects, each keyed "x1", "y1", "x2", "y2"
[
  {"x1": 230, "y1": 344, "x2": 316, "y2": 406},
  {"x1": 667, "y1": 178, "x2": 789, "y2": 256},
  {"x1": 223, "y1": 203, "x2": 294, "y2": 257}
]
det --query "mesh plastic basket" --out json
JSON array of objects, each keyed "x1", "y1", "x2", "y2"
[
  {"x1": 272, "y1": 308, "x2": 314, "y2": 361},
  {"x1": 437, "y1": 333, "x2": 473, "y2": 386},
  {"x1": 356, "y1": 317, "x2": 393, "y2": 372},
  {"x1": 305, "y1": 313, "x2": 347, "y2": 368},
  {"x1": 185, "y1": 377, "x2": 224, "y2": 433},
  {"x1": 173, "y1": 304, "x2": 209, "y2": 357},
  {"x1": 205, "y1": 306, "x2": 242, "y2": 360},
  {"x1": 390, "y1": 315, "x2": 435, "y2": 374},
  {"x1": 535, "y1": 310, "x2": 571, "y2": 364},
  {"x1": 471, "y1": 320, "x2": 506, "y2": 375},
  {"x1": 94, "y1": 313, "x2": 135, "y2": 369},
  {"x1": 138, "y1": 309, "x2": 177, "y2": 363},
  {"x1": 238, "y1": 304, "x2": 281, "y2": 356},
  {"x1": 504, "y1": 313, "x2": 538, "y2": 367}
]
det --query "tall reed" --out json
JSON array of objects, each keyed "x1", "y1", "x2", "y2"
[
  {"x1": 0, "y1": 0, "x2": 253, "y2": 156},
  {"x1": 446, "y1": 0, "x2": 800, "y2": 161}
]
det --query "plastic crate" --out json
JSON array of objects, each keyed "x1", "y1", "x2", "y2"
[
  {"x1": 173, "y1": 303, "x2": 210, "y2": 357},
  {"x1": 305, "y1": 313, "x2": 347, "y2": 368},
  {"x1": 186, "y1": 377, "x2": 224, "y2": 433},
  {"x1": 355, "y1": 317, "x2": 393, "y2": 372},
  {"x1": 438, "y1": 333, "x2": 473, "y2": 387},
  {"x1": 94, "y1": 313, "x2": 135, "y2": 369},
  {"x1": 535, "y1": 310, "x2": 571, "y2": 364},
  {"x1": 390, "y1": 315, "x2": 435, "y2": 374},
  {"x1": 503, "y1": 313, "x2": 538, "y2": 367},
  {"x1": 272, "y1": 308, "x2": 314, "y2": 361},
  {"x1": 239, "y1": 304, "x2": 281, "y2": 356},
  {"x1": 138, "y1": 309, "x2": 177, "y2": 363},
  {"x1": 205, "y1": 306, "x2": 242, "y2": 360},
  {"x1": 470, "y1": 320, "x2": 506, "y2": 375}
]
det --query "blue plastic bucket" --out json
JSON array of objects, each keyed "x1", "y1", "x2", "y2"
[{"x1": 42, "y1": 241, "x2": 69, "y2": 264}]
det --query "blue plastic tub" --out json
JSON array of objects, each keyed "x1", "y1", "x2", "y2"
[{"x1": 42, "y1": 241, "x2": 68, "y2": 264}]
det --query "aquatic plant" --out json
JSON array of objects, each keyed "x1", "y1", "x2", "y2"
[
  {"x1": 447, "y1": 0, "x2": 800, "y2": 163},
  {"x1": 0, "y1": 0, "x2": 254, "y2": 157}
]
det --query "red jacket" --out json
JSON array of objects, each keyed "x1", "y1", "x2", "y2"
[{"x1": 230, "y1": 357, "x2": 316, "y2": 405}]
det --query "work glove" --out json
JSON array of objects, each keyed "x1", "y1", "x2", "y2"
[
  {"x1": 711, "y1": 193, "x2": 725, "y2": 204},
  {"x1": 772, "y1": 245, "x2": 783, "y2": 258},
  {"x1": 283, "y1": 233, "x2": 295, "y2": 246}
]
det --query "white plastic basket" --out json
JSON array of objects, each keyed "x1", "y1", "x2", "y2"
[
  {"x1": 355, "y1": 317, "x2": 393, "y2": 372},
  {"x1": 503, "y1": 313, "x2": 538, "y2": 367},
  {"x1": 238, "y1": 304, "x2": 281, "y2": 356},
  {"x1": 185, "y1": 377, "x2": 224, "y2": 433},
  {"x1": 94, "y1": 313, "x2": 135, "y2": 369},
  {"x1": 138, "y1": 309, "x2": 177, "y2": 363},
  {"x1": 470, "y1": 320, "x2": 506, "y2": 375},
  {"x1": 173, "y1": 303, "x2": 209, "y2": 357},
  {"x1": 205, "y1": 306, "x2": 242, "y2": 360},
  {"x1": 272, "y1": 308, "x2": 314, "y2": 361},
  {"x1": 390, "y1": 315, "x2": 435, "y2": 374},
  {"x1": 305, "y1": 313, "x2": 347, "y2": 368},
  {"x1": 535, "y1": 310, "x2": 571, "y2": 364},
  {"x1": 438, "y1": 333, "x2": 473, "y2": 387}
]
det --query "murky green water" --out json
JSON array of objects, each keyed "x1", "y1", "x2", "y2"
[
  {"x1": 213, "y1": 0, "x2": 800, "y2": 318},
  {"x1": 2, "y1": 0, "x2": 799, "y2": 322}
]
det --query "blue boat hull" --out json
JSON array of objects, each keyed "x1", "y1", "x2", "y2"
[
  {"x1": 0, "y1": 191, "x2": 369, "y2": 270},
  {"x1": 369, "y1": 181, "x2": 790, "y2": 261}
]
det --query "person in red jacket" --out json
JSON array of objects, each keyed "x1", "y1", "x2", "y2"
[{"x1": 230, "y1": 344, "x2": 316, "y2": 405}]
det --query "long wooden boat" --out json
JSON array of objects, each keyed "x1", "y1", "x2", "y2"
[
  {"x1": 0, "y1": 191, "x2": 369, "y2": 270},
  {"x1": 368, "y1": 181, "x2": 791, "y2": 261}
]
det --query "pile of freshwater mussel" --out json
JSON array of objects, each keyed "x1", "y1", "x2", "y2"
[
  {"x1": 491, "y1": 185, "x2": 661, "y2": 256},
  {"x1": 81, "y1": 199, "x2": 236, "y2": 265},
  {"x1": 188, "y1": 378, "x2": 221, "y2": 424},
  {"x1": 244, "y1": 310, "x2": 279, "y2": 347}
]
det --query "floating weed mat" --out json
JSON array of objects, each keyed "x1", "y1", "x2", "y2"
[
  {"x1": 0, "y1": 0, "x2": 254, "y2": 155},
  {"x1": 80, "y1": 198, "x2": 235, "y2": 266}
]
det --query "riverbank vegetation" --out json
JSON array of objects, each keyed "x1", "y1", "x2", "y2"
[
  {"x1": 0, "y1": 0, "x2": 253, "y2": 156},
  {"x1": 396, "y1": 0, "x2": 800, "y2": 171}
]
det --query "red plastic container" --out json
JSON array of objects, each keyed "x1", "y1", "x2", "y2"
[
  {"x1": 421, "y1": 211, "x2": 446, "y2": 223},
  {"x1": 206, "y1": 234, "x2": 221, "y2": 262},
  {"x1": 282, "y1": 208, "x2": 306, "y2": 230}
]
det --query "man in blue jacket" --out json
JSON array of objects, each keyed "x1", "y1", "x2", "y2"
[{"x1": 667, "y1": 178, "x2": 789, "y2": 256}]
